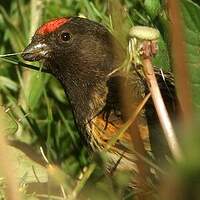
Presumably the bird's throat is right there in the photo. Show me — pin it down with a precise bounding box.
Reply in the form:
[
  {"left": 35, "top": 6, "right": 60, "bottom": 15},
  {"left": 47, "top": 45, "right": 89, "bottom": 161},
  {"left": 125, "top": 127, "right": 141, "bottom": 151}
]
[{"left": 48, "top": 60, "right": 108, "bottom": 134}]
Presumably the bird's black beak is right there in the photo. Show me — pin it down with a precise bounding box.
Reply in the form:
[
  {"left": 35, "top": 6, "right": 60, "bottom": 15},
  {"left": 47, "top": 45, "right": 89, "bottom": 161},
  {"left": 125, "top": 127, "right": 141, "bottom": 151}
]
[{"left": 22, "top": 42, "right": 50, "bottom": 61}]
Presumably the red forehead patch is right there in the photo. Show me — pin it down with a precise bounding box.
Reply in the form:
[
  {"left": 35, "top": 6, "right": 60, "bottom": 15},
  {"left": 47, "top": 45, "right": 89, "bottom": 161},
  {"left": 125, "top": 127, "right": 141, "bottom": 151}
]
[{"left": 36, "top": 18, "right": 70, "bottom": 35}]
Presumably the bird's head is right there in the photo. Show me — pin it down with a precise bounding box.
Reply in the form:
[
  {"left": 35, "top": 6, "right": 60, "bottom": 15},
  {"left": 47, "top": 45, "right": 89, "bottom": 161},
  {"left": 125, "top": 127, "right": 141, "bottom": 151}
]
[
  {"left": 23, "top": 17, "right": 125, "bottom": 80},
  {"left": 22, "top": 17, "right": 125, "bottom": 124}
]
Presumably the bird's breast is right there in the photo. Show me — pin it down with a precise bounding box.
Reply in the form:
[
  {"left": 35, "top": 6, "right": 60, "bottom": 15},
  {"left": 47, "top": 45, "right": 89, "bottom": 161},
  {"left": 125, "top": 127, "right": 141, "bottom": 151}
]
[{"left": 86, "top": 111, "right": 151, "bottom": 172}]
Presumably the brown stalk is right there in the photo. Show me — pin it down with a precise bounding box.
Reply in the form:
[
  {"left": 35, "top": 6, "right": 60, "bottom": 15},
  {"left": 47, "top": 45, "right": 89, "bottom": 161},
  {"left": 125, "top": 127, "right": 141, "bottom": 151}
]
[
  {"left": 119, "top": 79, "right": 151, "bottom": 199},
  {"left": 142, "top": 42, "right": 182, "bottom": 161},
  {"left": 167, "top": 0, "right": 193, "bottom": 123}
]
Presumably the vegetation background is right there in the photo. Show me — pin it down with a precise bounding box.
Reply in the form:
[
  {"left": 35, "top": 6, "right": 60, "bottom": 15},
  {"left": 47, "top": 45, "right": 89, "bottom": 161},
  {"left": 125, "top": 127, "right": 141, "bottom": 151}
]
[{"left": 1, "top": 0, "right": 200, "bottom": 199}]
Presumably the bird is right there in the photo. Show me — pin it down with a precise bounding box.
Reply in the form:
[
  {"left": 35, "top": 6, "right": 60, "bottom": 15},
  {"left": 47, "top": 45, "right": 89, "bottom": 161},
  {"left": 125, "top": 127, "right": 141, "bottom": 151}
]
[{"left": 22, "top": 17, "right": 178, "bottom": 183}]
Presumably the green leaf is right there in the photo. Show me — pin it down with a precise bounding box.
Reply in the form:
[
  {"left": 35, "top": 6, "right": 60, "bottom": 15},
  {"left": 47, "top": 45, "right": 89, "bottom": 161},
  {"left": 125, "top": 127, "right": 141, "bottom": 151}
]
[
  {"left": 26, "top": 72, "right": 49, "bottom": 110},
  {"left": 108, "top": 0, "right": 131, "bottom": 47},
  {"left": 0, "top": 5, "right": 25, "bottom": 51},
  {"left": 0, "top": 76, "right": 18, "bottom": 91},
  {"left": 153, "top": 34, "right": 170, "bottom": 70},
  {"left": 144, "top": 0, "right": 161, "bottom": 20},
  {"left": 181, "top": 0, "right": 200, "bottom": 112},
  {"left": 0, "top": 106, "right": 18, "bottom": 135}
]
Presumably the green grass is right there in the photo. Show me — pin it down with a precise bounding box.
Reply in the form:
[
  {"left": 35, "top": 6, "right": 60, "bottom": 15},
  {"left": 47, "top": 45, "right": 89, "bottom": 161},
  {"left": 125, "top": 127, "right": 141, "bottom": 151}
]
[{"left": 1, "top": 0, "right": 200, "bottom": 199}]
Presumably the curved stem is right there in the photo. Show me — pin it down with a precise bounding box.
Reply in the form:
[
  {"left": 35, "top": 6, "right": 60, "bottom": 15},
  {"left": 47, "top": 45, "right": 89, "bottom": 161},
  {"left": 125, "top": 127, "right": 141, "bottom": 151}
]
[{"left": 142, "top": 57, "right": 182, "bottom": 161}]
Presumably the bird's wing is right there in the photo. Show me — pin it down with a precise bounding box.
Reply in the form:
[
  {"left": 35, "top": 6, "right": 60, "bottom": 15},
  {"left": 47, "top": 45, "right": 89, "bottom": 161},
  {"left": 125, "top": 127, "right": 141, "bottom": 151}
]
[{"left": 88, "top": 68, "right": 177, "bottom": 171}]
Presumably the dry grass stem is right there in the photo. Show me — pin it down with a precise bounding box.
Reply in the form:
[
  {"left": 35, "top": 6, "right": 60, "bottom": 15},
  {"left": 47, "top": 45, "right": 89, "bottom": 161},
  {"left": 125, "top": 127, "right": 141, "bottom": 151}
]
[
  {"left": 0, "top": 135, "right": 21, "bottom": 200},
  {"left": 142, "top": 57, "right": 182, "bottom": 161}
]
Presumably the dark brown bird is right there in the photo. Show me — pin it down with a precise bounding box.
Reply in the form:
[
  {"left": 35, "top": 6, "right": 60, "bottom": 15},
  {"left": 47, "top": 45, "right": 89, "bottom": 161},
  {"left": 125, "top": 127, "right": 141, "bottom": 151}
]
[{"left": 22, "top": 17, "right": 177, "bottom": 176}]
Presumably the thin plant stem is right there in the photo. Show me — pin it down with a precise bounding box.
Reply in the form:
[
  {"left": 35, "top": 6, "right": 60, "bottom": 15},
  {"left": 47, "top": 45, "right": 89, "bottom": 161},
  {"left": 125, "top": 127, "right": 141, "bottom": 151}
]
[
  {"left": 105, "top": 93, "right": 151, "bottom": 151},
  {"left": 0, "top": 57, "right": 49, "bottom": 73},
  {"left": 18, "top": 61, "right": 50, "bottom": 73},
  {"left": 69, "top": 164, "right": 96, "bottom": 200},
  {"left": 142, "top": 57, "right": 182, "bottom": 161}
]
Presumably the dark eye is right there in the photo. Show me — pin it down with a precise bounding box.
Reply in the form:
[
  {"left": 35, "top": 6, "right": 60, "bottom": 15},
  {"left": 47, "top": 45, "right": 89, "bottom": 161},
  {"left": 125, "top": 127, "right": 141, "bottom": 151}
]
[{"left": 60, "top": 32, "right": 72, "bottom": 42}]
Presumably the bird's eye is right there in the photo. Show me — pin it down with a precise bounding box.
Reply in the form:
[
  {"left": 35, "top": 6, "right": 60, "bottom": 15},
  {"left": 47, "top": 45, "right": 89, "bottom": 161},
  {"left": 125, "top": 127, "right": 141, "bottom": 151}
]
[{"left": 60, "top": 32, "right": 72, "bottom": 42}]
